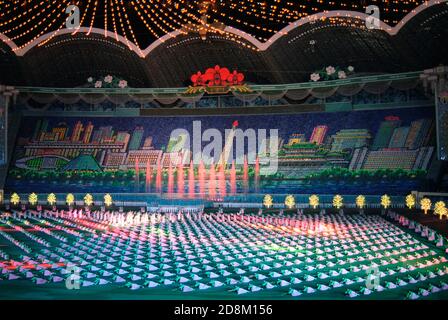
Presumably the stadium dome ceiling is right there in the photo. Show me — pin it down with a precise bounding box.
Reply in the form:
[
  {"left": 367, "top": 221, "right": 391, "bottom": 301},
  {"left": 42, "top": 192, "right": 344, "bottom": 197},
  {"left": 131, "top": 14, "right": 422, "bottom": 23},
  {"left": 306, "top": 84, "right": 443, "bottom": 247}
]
[{"left": 0, "top": 1, "right": 447, "bottom": 87}]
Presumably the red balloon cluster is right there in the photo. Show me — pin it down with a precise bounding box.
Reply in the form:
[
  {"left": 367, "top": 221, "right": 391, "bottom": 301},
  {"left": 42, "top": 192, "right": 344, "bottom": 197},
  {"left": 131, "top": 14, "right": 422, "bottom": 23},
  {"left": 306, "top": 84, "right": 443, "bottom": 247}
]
[{"left": 191, "top": 65, "right": 244, "bottom": 87}]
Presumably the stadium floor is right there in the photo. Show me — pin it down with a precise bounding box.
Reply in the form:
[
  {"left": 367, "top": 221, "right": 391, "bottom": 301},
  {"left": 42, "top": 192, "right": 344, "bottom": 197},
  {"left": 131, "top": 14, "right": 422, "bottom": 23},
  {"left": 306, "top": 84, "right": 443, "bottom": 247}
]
[{"left": 0, "top": 211, "right": 447, "bottom": 300}]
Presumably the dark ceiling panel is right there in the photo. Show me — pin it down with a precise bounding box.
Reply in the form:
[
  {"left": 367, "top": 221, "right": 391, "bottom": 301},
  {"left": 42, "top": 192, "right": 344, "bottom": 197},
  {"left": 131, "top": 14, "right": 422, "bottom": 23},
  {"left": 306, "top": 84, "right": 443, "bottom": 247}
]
[
  {"left": 0, "top": 42, "right": 22, "bottom": 85},
  {"left": 20, "top": 34, "right": 152, "bottom": 87}
]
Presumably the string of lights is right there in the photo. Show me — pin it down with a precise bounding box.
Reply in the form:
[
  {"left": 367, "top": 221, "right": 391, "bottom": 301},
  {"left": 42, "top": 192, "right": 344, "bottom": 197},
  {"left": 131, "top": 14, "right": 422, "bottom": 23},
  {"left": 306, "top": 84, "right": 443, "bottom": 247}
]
[
  {"left": 87, "top": 0, "right": 99, "bottom": 35},
  {"left": 72, "top": 0, "right": 93, "bottom": 35},
  {"left": 0, "top": 0, "right": 429, "bottom": 50},
  {"left": 39, "top": 0, "right": 76, "bottom": 47},
  {"left": 10, "top": 1, "right": 66, "bottom": 51},
  {"left": 109, "top": 0, "right": 120, "bottom": 41}
]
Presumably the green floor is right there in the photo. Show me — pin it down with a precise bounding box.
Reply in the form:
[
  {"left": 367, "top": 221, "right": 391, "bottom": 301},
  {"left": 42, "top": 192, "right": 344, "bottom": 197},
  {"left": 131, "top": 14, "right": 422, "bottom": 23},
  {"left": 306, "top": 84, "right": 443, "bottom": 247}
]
[{"left": 0, "top": 211, "right": 447, "bottom": 300}]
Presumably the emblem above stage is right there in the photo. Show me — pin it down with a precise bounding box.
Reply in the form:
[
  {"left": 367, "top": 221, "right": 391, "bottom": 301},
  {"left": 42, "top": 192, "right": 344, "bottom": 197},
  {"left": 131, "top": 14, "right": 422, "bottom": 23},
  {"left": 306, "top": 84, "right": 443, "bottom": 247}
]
[{"left": 186, "top": 65, "right": 252, "bottom": 94}]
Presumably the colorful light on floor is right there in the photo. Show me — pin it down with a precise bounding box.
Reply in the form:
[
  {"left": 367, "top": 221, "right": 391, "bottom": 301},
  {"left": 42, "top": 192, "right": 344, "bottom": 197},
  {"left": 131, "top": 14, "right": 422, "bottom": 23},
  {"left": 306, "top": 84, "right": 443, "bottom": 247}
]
[{"left": 1, "top": 202, "right": 448, "bottom": 300}]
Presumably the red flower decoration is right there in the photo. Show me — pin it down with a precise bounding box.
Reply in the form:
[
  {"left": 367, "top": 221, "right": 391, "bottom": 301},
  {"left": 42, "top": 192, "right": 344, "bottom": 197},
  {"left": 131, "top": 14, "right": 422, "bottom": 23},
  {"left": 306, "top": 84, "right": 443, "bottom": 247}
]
[{"left": 191, "top": 66, "right": 245, "bottom": 87}]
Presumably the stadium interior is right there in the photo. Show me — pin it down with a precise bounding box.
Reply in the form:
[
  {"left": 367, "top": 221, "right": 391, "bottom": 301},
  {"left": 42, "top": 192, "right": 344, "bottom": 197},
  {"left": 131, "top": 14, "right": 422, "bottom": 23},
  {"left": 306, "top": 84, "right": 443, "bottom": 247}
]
[{"left": 0, "top": 0, "right": 448, "bottom": 301}]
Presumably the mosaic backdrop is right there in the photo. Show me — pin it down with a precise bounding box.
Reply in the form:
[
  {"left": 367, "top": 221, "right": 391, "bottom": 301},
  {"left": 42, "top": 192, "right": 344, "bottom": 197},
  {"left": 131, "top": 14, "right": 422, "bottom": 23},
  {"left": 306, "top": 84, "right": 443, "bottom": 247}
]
[{"left": 5, "top": 107, "right": 438, "bottom": 195}]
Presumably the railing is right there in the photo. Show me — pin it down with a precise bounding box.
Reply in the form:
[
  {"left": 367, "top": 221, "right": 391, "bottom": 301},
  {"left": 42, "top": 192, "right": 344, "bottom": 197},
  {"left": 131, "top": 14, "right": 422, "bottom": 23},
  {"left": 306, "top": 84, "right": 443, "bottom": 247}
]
[
  {"left": 1, "top": 192, "right": 410, "bottom": 208},
  {"left": 15, "top": 71, "right": 422, "bottom": 95}
]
